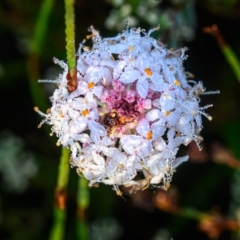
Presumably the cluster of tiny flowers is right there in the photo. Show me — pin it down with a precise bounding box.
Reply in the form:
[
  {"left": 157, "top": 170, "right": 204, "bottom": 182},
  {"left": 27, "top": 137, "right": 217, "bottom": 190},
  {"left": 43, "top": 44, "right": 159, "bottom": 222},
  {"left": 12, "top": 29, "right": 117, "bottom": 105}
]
[{"left": 36, "top": 25, "right": 214, "bottom": 193}]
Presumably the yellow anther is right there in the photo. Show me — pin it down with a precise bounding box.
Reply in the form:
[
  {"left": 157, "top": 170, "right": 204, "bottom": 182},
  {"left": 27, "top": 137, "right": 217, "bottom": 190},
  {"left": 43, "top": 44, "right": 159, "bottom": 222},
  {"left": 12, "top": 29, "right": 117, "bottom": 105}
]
[
  {"left": 129, "top": 46, "right": 134, "bottom": 51},
  {"left": 166, "top": 164, "right": 170, "bottom": 171},
  {"left": 164, "top": 111, "right": 171, "bottom": 117},
  {"left": 118, "top": 163, "right": 124, "bottom": 169},
  {"left": 169, "top": 67, "right": 174, "bottom": 71},
  {"left": 86, "top": 34, "right": 92, "bottom": 39},
  {"left": 110, "top": 55, "right": 115, "bottom": 61},
  {"left": 34, "top": 106, "right": 39, "bottom": 112},
  {"left": 208, "top": 116, "right": 213, "bottom": 121},
  {"left": 116, "top": 189, "right": 123, "bottom": 196},
  {"left": 146, "top": 131, "right": 153, "bottom": 140},
  {"left": 165, "top": 182, "right": 170, "bottom": 189},
  {"left": 87, "top": 82, "right": 95, "bottom": 89},
  {"left": 58, "top": 111, "right": 64, "bottom": 118},
  {"left": 193, "top": 111, "right": 198, "bottom": 117},
  {"left": 83, "top": 46, "right": 90, "bottom": 51},
  {"left": 195, "top": 136, "right": 203, "bottom": 142},
  {"left": 144, "top": 68, "right": 153, "bottom": 77},
  {"left": 81, "top": 109, "right": 89, "bottom": 116},
  {"left": 174, "top": 80, "right": 180, "bottom": 86}
]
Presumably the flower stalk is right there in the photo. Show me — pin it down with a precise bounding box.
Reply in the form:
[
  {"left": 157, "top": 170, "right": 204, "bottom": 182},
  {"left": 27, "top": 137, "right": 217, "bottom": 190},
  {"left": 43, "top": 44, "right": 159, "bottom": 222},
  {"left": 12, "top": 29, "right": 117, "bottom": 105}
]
[
  {"left": 77, "top": 177, "right": 90, "bottom": 240},
  {"left": 49, "top": 148, "right": 70, "bottom": 240},
  {"left": 48, "top": 0, "right": 77, "bottom": 237},
  {"left": 64, "top": 0, "right": 76, "bottom": 72}
]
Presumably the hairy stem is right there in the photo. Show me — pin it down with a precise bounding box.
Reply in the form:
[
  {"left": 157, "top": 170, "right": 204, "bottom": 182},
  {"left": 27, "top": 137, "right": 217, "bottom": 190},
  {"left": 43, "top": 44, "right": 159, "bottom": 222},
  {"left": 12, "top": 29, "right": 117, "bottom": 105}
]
[{"left": 64, "top": 0, "right": 76, "bottom": 72}]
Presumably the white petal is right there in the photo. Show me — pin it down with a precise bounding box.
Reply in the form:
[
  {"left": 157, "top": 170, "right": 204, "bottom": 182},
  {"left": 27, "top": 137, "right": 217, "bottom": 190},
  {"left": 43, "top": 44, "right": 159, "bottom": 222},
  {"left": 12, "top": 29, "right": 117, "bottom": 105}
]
[
  {"left": 85, "top": 67, "right": 101, "bottom": 83},
  {"left": 93, "top": 86, "right": 103, "bottom": 98},
  {"left": 173, "top": 155, "right": 188, "bottom": 168},
  {"left": 195, "top": 114, "right": 202, "bottom": 127},
  {"left": 173, "top": 136, "right": 186, "bottom": 147},
  {"left": 166, "top": 108, "right": 181, "bottom": 126},
  {"left": 101, "top": 67, "right": 112, "bottom": 86},
  {"left": 102, "top": 179, "right": 116, "bottom": 185},
  {"left": 120, "top": 68, "right": 140, "bottom": 83},
  {"left": 149, "top": 82, "right": 169, "bottom": 92},
  {"left": 151, "top": 122, "right": 166, "bottom": 139},
  {"left": 146, "top": 109, "right": 161, "bottom": 121},
  {"left": 179, "top": 113, "right": 192, "bottom": 124},
  {"left": 138, "top": 140, "right": 152, "bottom": 156},
  {"left": 67, "top": 89, "right": 81, "bottom": 100},
  {"left": 92, "top": 152, "right": 105, "bottom": 166},
  {"left": 109, "top": 43, "right": 127, "bottom": 54},
  {"left": 77, "top": 62, "right": 87, "bottom": 75},
  {"left": 153, "top": 137, "right": 166, "bottom": 151},
  {"left": 159, "top": 93, "right": 175, "bottom": 111},
  {"left": 78, "top": 81, "right": 88, "bottom": 94},
  {"left": 71, "top": 117, "right": 88, "bottom": 133},
  {"left": 167, "top": 128, "right": 175, "bottom": 148},
  {"left": 88, "top": 120, "right": 107, "bottom": 137},
  {"left": 151, "top": 72, "right": 163, "bottom": 84},
  {"left": 150, "top": 172, "right": 164, "bottom": 184},
  {"left": 136, "top": 118, "right": 150, "bottom": 136},
  {"left": 113, "top": 61, "right": 126, "bottom": 79},
  {"left": 73, "top": 133, "right": 92, "bottom": 144},
  {"left": 102, "top": 147, "right": 127, "bottom": 163},
  {"left": 120, "top": 135, "right": 143, "bottom": 154},
  {"left": 136, "top": 79, "right": 149, "bottom": 98}
]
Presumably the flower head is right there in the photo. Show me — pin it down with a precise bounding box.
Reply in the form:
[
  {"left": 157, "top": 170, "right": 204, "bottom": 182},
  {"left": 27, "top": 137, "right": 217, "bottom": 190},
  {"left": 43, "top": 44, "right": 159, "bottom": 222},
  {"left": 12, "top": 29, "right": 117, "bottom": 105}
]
[{"left": 36, "top": 24, "right": 215, "bottom": 193}]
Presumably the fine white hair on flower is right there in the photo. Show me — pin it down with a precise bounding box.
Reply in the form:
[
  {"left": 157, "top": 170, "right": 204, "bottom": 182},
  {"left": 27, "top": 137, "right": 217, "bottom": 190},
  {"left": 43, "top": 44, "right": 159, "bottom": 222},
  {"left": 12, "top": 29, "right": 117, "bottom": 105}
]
[{"left": 36, "top": 24, "right": 216, "bottom": 193}]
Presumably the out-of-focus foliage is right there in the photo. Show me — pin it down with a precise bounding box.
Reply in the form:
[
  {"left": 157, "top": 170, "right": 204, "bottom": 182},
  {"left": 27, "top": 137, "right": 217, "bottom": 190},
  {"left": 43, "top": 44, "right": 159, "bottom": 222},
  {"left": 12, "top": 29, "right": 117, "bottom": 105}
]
[
  {"left": 0, "top": 131, "right": 37, "bottom": 192},
  {"left": 105, "top": 0, "right": 196, "bottom": 48}
]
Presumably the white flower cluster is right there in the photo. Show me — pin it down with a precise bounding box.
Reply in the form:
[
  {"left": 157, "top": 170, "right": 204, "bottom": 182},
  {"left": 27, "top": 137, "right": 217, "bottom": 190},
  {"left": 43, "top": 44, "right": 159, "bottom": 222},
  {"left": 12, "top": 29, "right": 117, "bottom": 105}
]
[{"left": 36, "top": 25, "right": 214, "bottom": 193}]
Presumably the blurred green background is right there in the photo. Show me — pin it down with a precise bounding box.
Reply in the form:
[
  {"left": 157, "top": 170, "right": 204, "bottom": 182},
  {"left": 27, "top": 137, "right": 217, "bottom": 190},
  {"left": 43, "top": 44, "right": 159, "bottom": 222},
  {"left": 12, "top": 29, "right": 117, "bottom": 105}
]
[{"left": 1, "top": 0, "right": 240, "bottom": 239}]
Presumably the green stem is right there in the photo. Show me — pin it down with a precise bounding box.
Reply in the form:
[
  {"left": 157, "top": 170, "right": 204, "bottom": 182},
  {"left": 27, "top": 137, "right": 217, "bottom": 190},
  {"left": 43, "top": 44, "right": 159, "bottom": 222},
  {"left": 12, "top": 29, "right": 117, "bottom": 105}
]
[
  {"left": 49, "top": 0, "right": 76, "bottom": 237},
  {"left": 179, "top": 207, "right": 208, "bottom": 221},
  {"left": 77, "top": 177, "right": 90, "bottom": 240},
  {"left": 204, "top": 24, "right": 240, "bottom": 83},
  {"left": 64, "top": 0, "right": 90, "bottom": 239},
  {"left": 48, "top": 207, "right": 66, "bottom": 240},
  {"left": 222, "top": 46, "right": 240, "bottom": 82},
  {"left": 64, "top": 0, "right": 76, "bottom": 71},
  {"left": 58, "top": 148, "right": 70, "bottom": 189},
  {"left": 49, "top": 148, "right": 70, "bottom": 240}
]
